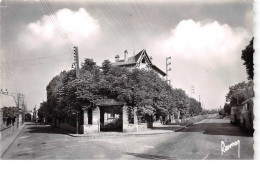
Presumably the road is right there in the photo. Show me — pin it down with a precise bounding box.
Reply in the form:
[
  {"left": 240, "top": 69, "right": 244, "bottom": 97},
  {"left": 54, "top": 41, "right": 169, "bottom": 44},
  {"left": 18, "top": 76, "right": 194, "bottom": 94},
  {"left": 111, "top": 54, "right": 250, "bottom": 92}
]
[{"left": 1, "top": 118, "right": 253, "bottom": 160}]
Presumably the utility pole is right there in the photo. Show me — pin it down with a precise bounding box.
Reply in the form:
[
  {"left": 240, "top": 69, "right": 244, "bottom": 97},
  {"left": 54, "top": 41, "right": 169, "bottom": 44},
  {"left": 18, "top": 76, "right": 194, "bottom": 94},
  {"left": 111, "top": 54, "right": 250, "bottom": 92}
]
[
  {"left": 166, "top": 57, "right": 171, "bottom": 85},
  {"left": 73, "top": 46, "right": 80, "bottom": 134},
  {"left": 191, "top": 86, "right": 194, "bottom": 98},
  {"left": 73, "top": 46, "right": 80, "bottom": 78}
]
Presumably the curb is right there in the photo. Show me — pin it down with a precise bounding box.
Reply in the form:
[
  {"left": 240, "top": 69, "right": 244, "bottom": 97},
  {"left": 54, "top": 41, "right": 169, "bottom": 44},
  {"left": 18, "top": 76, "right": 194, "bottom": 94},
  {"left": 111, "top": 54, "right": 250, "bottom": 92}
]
[
  {"left": 1, "top": 123, "right": 26, "bottom": 158},
  {"left": 55, "top": 127, "right": 175, "bottom": 138},
  {"left": 55, "top": 125, "right": 190, "bottom": 138}
]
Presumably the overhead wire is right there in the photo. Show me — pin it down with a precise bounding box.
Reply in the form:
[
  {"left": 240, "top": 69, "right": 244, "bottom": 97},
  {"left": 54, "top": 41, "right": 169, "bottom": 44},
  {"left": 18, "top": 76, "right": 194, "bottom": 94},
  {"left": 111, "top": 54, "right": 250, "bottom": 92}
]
[
  {"left": 42, "top": 0, "right": 74, "bottom": 49},
  {"left": 89, "top": 0, "right": 134, "bottom": 48},
  {"left": 128, "top": 0, "right": 155, "bottom": 44},
  {"left": 35, "top": 0, "right": 73, "bottom": 69},
  {"left": 39, "top": 0, "right": 74, "bottom": 54},
  {"left": 109, "top": 0, "right": 146, "bottom": 48},
  {"left": 103, "top": 0, "right": 142, "bottom": 48}
]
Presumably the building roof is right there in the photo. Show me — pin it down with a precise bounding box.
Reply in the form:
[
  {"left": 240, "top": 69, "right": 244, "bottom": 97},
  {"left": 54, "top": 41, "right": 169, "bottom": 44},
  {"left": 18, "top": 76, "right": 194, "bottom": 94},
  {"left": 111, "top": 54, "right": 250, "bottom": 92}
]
[
  {"left": 112, "top": 50, "right": 145, "bottom": 66},
  {"left": 0, "top": 94, "right": 17, "bottom": 108},
  {"left": 112, "top": 49, "right": 166, "bottom": 76}
]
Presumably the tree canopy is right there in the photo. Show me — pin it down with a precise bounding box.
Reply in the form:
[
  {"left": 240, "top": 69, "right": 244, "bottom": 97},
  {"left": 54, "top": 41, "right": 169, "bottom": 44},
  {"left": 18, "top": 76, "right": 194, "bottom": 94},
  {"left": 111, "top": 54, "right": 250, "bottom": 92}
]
[
  {"left": 42, "top": 58, "right": 203, "bottom": 122},
  {"left": 225, "top": 80, "right": 254, "bottom": 107},
  {"left": 241, "top": 38, "right": 254, "bottom": 80}
]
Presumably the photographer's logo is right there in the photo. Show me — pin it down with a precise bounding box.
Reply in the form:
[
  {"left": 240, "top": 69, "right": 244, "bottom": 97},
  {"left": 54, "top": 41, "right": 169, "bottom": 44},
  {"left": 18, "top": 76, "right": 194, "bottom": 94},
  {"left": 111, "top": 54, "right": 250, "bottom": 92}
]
[{"left": 221, "top": 140, "right": 240, "bottom": 158}]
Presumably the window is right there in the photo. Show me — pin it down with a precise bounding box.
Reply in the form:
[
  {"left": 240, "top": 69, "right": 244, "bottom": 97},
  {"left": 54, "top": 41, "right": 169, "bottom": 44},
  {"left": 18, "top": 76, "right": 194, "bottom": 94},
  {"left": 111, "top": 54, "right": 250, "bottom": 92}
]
[{"left": 142, "top": 57, "right": 146, "bottom": 63}]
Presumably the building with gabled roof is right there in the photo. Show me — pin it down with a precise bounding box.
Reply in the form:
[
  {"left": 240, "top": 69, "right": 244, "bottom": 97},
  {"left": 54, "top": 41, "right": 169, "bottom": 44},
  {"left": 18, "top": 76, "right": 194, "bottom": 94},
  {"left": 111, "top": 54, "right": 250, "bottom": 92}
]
[{"left": 112, "top": 49, "right": 166, "bottom": 78}]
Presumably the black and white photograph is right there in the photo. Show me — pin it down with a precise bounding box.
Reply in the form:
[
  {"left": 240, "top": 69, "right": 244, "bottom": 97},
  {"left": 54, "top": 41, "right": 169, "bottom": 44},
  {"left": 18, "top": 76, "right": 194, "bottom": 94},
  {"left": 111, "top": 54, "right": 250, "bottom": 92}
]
[{"left": 0, "top": 0, "right": 257, "bottom": 161}]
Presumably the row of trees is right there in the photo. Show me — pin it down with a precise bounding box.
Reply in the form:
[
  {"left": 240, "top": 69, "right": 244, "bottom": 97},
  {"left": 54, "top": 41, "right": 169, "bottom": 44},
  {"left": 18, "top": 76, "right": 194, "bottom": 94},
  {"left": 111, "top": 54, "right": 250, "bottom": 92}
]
[{"left": 38, "top": 58, "right": 203, "bottom": 124}]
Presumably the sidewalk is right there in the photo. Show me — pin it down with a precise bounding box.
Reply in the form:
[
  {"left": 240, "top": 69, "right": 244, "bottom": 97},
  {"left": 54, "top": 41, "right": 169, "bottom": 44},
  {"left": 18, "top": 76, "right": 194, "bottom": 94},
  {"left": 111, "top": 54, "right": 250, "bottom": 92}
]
[
  {"left": 0, "top": 123, "right": 26, "bottom": 158},
  {"left": 57, "top": 122, "right": 193, "bottom": 138}
]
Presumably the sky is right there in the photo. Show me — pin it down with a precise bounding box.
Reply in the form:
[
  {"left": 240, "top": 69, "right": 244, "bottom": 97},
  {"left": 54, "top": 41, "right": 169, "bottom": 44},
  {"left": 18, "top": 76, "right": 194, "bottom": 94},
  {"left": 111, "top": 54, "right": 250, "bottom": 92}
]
[{"left": 0, "top": 0, "right": 254, "bottom": 110}]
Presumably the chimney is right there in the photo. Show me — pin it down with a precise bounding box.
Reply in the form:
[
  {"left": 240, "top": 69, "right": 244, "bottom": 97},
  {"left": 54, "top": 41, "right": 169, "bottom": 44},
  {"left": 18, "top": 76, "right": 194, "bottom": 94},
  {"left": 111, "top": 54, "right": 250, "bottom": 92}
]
[
  {"left": 124, "top": 50, "right": 128, "bottom": 61},
  {"left": 115, "top": 55, "right": 120, "bottom": 62}
]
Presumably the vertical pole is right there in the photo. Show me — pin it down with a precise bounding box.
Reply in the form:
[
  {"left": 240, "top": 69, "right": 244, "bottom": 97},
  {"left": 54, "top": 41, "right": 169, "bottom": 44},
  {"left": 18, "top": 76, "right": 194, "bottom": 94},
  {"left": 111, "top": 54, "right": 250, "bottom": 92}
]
[
  {"left": 74, "top": 46, "right": 80, "bottom": 134},
  {"left": 166, "top": 57, "right": 171, "bottom": 85},
  {"left": 166, "top": 58, "right": 168, "bottom": 82},
  {"left": 74, "top": 46, "right": 79, "bottom": 78},
  {"left": 76, "top": 113, "right": 79, "bottom": 134}
]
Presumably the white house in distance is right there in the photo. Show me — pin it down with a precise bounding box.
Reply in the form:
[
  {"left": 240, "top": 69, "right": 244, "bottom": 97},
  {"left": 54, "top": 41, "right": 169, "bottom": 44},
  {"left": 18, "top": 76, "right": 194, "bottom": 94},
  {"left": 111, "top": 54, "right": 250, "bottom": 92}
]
[{"left": 112, "top": 49, "right": 166, "bottom": 78}]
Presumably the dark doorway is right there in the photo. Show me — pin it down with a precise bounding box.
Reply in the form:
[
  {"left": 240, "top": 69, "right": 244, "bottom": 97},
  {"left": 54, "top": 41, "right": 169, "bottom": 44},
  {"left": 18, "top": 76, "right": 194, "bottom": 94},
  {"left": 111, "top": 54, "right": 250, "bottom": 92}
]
[
  {"left": 99, "top": 106, "right": 123, "bottom": 132},
  {"left": 87, "top": 108, "right": 92, "bottom": 125}
]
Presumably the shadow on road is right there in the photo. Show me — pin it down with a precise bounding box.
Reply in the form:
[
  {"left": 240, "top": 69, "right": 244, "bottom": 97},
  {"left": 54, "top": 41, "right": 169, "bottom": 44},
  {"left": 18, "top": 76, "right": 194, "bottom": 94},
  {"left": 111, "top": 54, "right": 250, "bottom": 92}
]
[
  {"left": 178, "top": 123, "right": 253, "bottom": 137},
  {"left": 26, "top": 123, "right": 67, "bottom": 135},
  {"left": 124, "top": 152, "right": 176, "bottom": 160},
  {"left": 151, "top": 126, "right": 183, "bottom": 131}
]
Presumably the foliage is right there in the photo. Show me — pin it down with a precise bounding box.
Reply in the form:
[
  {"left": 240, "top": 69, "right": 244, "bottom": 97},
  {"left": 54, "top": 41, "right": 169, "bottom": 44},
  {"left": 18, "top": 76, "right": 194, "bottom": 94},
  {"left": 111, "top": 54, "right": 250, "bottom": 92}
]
[
  {"left": 226, "top": 80, "right": 254, "bottom": 107},
  {"left": 224, "top": 103, "right": 231, "bottom": 115},
  {"left": 241, "top": 38, "right": 254, "bottom": 80},
  {"left": 43, "top": 58, "right": 205, "bottom": 122},
  {"left": 2, "top": 106, "right": 20, "bottom": 119},
  {"left": 189, "top": 98, "right": 202, "bottom": 117},
  {"left": 38, "top": 101, "right": 48, "bottom": 121}
]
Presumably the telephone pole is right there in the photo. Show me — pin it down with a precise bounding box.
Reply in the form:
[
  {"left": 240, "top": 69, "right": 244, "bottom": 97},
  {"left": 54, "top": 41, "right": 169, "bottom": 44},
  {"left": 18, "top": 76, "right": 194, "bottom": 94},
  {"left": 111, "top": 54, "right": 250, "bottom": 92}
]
[
  {"left": 73, "top": 46, "right": 80, "bottom": 134},
  {"left": 166, "top": 57, "right": 172, "bottom": 85},
  {"left": 73, "top": 46, "right": 80, "bottom": 78},
  {"left": 191, "top": 86, "right": 194, "bottom": 98}
]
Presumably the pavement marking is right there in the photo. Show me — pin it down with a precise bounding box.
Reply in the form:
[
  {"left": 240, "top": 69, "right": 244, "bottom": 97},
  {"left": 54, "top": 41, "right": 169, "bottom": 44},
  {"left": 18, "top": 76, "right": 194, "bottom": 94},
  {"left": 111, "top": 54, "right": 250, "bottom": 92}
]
[
  {"left": 41, "top": 146, "right": 56, "bottom": 150},
  {"left": 144, "top": 145, "right": 154, "bottom": 149},
  {"left": 202, "top": 153, "right": 210, "bottom": 160}
]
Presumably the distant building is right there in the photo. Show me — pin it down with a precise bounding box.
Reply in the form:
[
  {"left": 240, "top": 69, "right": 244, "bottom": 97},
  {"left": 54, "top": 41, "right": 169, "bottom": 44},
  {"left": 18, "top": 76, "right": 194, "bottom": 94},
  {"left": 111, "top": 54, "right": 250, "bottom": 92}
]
[{"left": 112, "top": 49, "right": 166, "bottom": 78}]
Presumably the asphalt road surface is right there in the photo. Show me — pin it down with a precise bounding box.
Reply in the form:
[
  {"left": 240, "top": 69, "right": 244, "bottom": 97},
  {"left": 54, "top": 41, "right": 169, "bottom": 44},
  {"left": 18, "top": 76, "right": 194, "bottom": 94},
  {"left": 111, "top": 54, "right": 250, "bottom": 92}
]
[{"left": 1, "top": 118, "right": 254, "bottom": 160}]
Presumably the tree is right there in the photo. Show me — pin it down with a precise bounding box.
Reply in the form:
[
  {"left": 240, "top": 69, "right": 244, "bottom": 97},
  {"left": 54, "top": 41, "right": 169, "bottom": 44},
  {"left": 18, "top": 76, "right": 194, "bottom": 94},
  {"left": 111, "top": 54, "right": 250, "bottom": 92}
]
[
  {"left": 241, "top": 38, "right": 254, "bottom": 80},
  {"left": 224, "top": 103, "right": 231, "bottom": 115},
  {"left": 171, "top": 88, "right": 189, "bottom": 119},
  {"left": 2, "top": 106, "right": 20, "bottom": 126},
  {"left": 2, "top": 106, "right": 20, "bottom": 119},
  {"left": 189, "top": 98, "right": 202, "bottom": 117},
  {"left": 226, "top": 80, "right": 254, "bottom": 107},
  {"left": 38, "top": 101, "right": 48, "bottom": 122},
  {"left": 101, "top": 60, "right": 112, "bottom": 75}
]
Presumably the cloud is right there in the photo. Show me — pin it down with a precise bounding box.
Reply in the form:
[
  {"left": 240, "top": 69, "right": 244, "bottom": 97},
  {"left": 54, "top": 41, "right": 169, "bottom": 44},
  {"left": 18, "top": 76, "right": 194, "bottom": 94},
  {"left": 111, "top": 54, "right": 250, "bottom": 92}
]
[
  {"left": 163, "top": 20, "right": 248, "bottom": 66},
  {"left": 18, "top": 8, "right": 100, "bottom": 50},
  {"left": 153, "top": 19, "right": 250, "bottom": 109},
  {"left": 12, "top": 8, "right": 101, "bottom": 109}
]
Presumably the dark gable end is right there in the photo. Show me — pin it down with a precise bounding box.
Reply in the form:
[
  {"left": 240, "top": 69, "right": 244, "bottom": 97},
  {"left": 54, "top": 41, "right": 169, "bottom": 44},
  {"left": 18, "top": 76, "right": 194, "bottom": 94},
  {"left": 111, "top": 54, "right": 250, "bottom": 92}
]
[{"left": 112, "top": 49, "right": 166, "bottom": 77}]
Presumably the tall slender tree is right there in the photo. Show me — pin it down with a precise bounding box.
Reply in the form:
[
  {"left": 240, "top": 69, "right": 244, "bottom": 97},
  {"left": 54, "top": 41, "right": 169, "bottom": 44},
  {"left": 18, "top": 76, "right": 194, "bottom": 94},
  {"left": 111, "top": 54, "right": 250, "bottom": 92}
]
[{"left": 241, "top": 38, "right": 254, "bottom": 80}]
